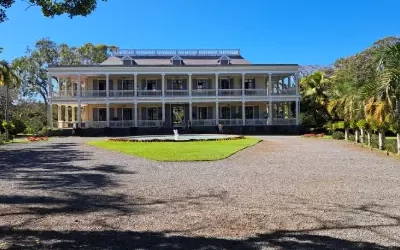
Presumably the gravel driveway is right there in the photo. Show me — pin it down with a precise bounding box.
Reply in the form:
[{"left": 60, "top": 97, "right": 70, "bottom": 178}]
[{"left": 0, "top": 136, "right": 399, "bottom": 249}]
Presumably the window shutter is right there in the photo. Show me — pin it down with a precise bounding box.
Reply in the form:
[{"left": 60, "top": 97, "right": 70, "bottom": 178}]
[
  {"left": 206, "top": 79, "right": 210, "bottom": 89},
  {"left": 156, "top": 79, "right": 161, "bottom": 90},
  {"left": 167, "top": 79, "right": 172, "bottom": 90},
  {"left": 253, "top": 78, "right": 256, "bottom": 89},
  {"left": 239, "top": 105, "right": 243, "bottom": 118},
  {"left": 118, "top": 80, "right": 123, "bottom": 90},
  {"left": 192, "top": 106, "right": 197, "bottom": 119},
  {"left": 192, "top": 79, "right": 198, "bottom": 90},
  {"left": 184, "top": 105, "right": 189, "bottom": 123},
  {"left": 141, "top": 107, "right": 147, "bottom": 120},
  {"left": 117, "top": 108, "right": 122, "bottom": 120},
  {"left": 110, "top": 108, "right": 115, "bottom": 120},
  {"left": 207, "top": 107, "right": 213, "bottom": 119},
  {"left": 230, "top": 106, "right": 236, "bottom": 119},
  {"left": 254, "top": 106, "right": 260, "bottom": 119},
  {"left": 93, "top": 80, "right": 98, "bottom": 90},
  {"left": 157, "top": 107, "right": 162, "bottom": 120},
  {"left": 93, "top": 108, "right": 98, "bottom": 121},
  {"left": 108, "top": 80, "right": 113, "bottom": 90},
  {"left": 141, "top": 79, "right": 146, "bottom": 90},
  {"left": 181, "top": 79, "right": 187, "bottom": 90}
]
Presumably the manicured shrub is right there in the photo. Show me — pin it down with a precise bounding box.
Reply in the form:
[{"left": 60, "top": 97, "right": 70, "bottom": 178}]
[
  {"left": 9, "top": 119, "right": 26, "bottom": 136},
  {"left": 332, "top": 131, "right": 345, "bottom": 140}
]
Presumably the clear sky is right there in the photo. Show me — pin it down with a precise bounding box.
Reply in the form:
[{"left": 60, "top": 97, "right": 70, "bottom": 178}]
[{"left": 0, "top": 0, "right": 399, "bottom": 65}]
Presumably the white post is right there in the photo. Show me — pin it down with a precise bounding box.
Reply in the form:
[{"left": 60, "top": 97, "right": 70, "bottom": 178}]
[
  {"left": 65, "top": 105, "right": 69, "bottom": 123},
  {"left": 268, "top": 73, "right": 273, "bottom": 125},
  {"left": 242, "top": 73, "right": 245, "bottom": 97},
  {"left": 189, "top": 102, "right": 192, "bottom": 123},
  {"left": 295, "top": 72, "right": 299, "bottom": 96},
  {"left": 57, "top": 105, "right": 62, "bottom": 128},
  {"left": 162, "top": 102, "right": 165, "bottom": 122},
  {"left": 58, "top": 77, "right": 62, "bottom": 97},
  {"left": 106, "top": 103, "right": 110, "bottom": 127},
  {"left": 215, "top": 73, "right": 219, "bottom": 96},
  {"left": 295, "top": 98, "right": 300, "bottom": 125},
  {"left": 134, "top": 74, "right": 138, "bottom": 97},
  {"left": 188, "top": 73, "right": 192, "bottom": 97},
  {"left": 77, "top": 103, "right": 82, "bottom": 128},
  {"left": 72, "top": 106, "right": 76, "bottom": 122},
  {"left": 242, "top": 101, "right": 245, "bottom": 125},
  {"left": 106, "top": 74, "right": 109, "bottom": 98},
  {"left": 134, "top": 103, "right": 138, "bottom": 127},
  {"left": 161, "top": 73, "right": 165, "bottom": 97},
  {"left": 268, "top": 73, "right": 272, "bottom": 95},
  {"left": 77, "top": 74, "right": 81, "bottom": 97},
  {"left": 216, "top": 102, "right": 219, "bottom": 124},
  {"left": 64, "top": 79, "right": 68, "bottom": 97}
]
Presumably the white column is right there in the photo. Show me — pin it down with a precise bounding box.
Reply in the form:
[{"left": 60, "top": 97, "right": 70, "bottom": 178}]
[
  {"left": 189, "top": 102, "right": 193, "bottom": 123},
  {"left": 215, "top": 73, "right": 219, "bottom": 96},
  {"left": 65, "top": 105, "right": 69, "bottom": 122},
  {"left": 77, "top": 103, "right": 82, "bottom": 127},
  {"left": 268, "top": 73, "right": 273, "bottom": 125},
  {"left": 77, "top": 74, "right": 81, "bottom": 97},
  {"left": 242, "top": 101, "right": 245, "bottom": 125},
  {"left": 296, "top": 99, "right": 299, "bottom": 125},
  {"left": 134, "top": 103, "right": 138, "bottom": 127},
  {"left": 216, "top": 102, "right": 219, "bottom": 124},
  {"left": 162, "top": 102, "right": 165, "bottom": 122},
  {"left": 48, "top": 73, "right": 53, "bottom": 98},
  {"left": 268, "top": 73, "right": 272, "bottom": 95},
  {"left": 58, "top": 78, "right": 62, "bottom": 97},
  {"left": 188, "top": 73, "right": 192, "bottom": 97},
  {"left": 47, "top": 103, "right": 53, "bottom": 128},
  {"left": 106, "top": 103, "right": 110, "bottom": 127},
  {"left": 64, "top": 79, "right": 68, "bottom": 97},
  {"left": 161, "top": 73, "right": 165, "bottom": 97},
  {"left": 72, "top": 106, "right": 76, "bottom": 122},
  {"left": 295, "top": 72, "right": 299, "bottom": 96},
  {"left": 242, "top": 73, "right": 245, "bottom": 97},
  {"left": 106, "top": 74, "right": 109, "bottom": 98},
  {"left": 134, "top": 74, "right": 138, "bottom": 97},
  {"left": 57, "top": 105, "right": 62, "bottom": 121}
]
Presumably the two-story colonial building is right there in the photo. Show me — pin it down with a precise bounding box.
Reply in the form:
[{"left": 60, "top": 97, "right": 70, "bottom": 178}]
[{"left": 47, "top": 49, "right": 300, "bottom": 134}]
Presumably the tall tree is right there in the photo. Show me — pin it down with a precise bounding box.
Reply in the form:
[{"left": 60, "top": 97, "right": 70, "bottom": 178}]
[
  {"left": 0, "top": 60, "right": 20, "bottom": 140},
  {"left": 0, "top": 0, "right": 107, "bottom": 23}
]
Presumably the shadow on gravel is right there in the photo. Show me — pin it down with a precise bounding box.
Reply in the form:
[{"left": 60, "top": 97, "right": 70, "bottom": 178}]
[
  {"left": 0, "top": 142, "right": 138, "bottom": 216},
  {"left": 0, "top": 227, "right": 394, "bottom": 249}
]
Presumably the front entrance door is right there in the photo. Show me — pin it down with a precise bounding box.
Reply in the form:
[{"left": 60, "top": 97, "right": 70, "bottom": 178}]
[{"left": 171, "top": 105, "right": 185, "bottom": 127}]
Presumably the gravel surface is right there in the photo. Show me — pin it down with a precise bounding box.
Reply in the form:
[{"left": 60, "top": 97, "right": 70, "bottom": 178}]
[{"left": 0, "top": 136, "right": 399, "bottom": 249}]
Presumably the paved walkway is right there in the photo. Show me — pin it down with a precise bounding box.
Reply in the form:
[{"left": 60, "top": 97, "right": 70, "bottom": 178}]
[{"left": 0, "top": 136, "right": 399, "bottom": 249}]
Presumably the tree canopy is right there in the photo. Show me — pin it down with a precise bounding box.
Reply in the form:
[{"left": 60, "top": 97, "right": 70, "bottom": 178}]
[{"left": 0, "top": 0, "right": 107, "bottom": 23}]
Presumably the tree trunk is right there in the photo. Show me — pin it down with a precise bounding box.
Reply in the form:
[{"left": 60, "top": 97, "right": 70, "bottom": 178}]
[
  {"left": 367, "top": 130, "right": 371, "bottom": 146},
  {"left": 378, "top": 132, "right": 385, "bottom": 150},
  {"left": 397, "top": 133, "right": 400, "bottom": 154},
  {"left": 355, "top": 129, "right": 359, "bottom": 143},
  {"left": 4, "top": 84, "right": 9, "bottom": 141},
  {"left": 345, "top": 128, "right": 349, "bottom": 141},
  {"left": 360, "top": 128, "right": 364, "bottom": 144}
]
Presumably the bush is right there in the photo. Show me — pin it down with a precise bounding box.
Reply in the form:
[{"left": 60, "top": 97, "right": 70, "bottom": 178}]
[
  {"left": 333, "top": 121, "right": 345, "bottom": 130},
  {"left": 24, "top": 117, "right": 46, "bottom": 135},
  {"left": 332, "top": 131, "right": 345, "bottom": 140},
  {"left": 0, "top": 134, "right": 5, "bottom": 144},
  {"left": 356, "top": 119, "right": 368, "bottom": 130},
  {"left": 9, "top": 119, "right": 26, "bottom": 136}
]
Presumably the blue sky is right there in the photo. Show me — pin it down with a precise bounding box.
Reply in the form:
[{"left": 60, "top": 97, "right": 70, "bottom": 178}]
[{"left": 0, "top": 0, "right": 399, "bottom": 65}]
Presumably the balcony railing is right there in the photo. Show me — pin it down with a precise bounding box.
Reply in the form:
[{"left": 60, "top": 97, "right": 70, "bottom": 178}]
[
  {"left": 192, "top": 89, "right": 216, "bottom": 96},
  {"left": 86, "top": 121, "right": 107, "bottom": 128},
  {"left": 245, "top": 89, "right": 268, "bottom": 96},
  {"left": 137, "top": 90, "right": 162, "bottom": 97},
  {"left": 81, "top": 90, "right": 107, "bottom": 98},
  {"left": 245, "top": 119, "right": 267, "bottom": 125},
  {"left": 191, "top": 119, "right": 216, "bottom": 126},
  {"left": 218, "top": 119, "right": 242, "bottom": 126},
  {"left": 138, "top": 120, "right": 162, "bottom": 127},
  {"left": 165, "top": 90, "right": 189, "bottom": 97},
  {"left": 218, "top": 89, "right": 242, "bottom": 96},
  {"left": 272, "top": 88, "right": 297, "bottom": 96},
  {"left": 272, "top": 118, "right": 296, "bottom": 125},
  {"left": 110, "top": 90, "right": 135, "bottom": 97},
  {"left": 110, "top": 120, "right": 135, "bottom": 128}
]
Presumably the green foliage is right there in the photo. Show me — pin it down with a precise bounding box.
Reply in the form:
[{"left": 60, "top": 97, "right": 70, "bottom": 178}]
[
  {"left": 0, "top": 0, "right": 107, "bottom": 23},
  {"left": 349, "top": 120, "right": 357, "bottom": 129},
  {"left": 334, "top": 121, "right": 345, "bottom": 130},
  {"left": 332, "top": 131, "right": 345, "bottom": 140},
  {"left": 356, "top": 119, "right": 368, "bottom": 129},
  {"left": 9, "top": 119, "right": 26, "bottom": 136},
  {"left": 1, "top": 121, "right": 14, "bottom": 131}
]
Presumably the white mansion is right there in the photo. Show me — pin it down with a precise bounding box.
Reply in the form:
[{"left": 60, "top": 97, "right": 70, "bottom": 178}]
[{"left": 47, "top": 49, "right": 300, "bottom": 133}]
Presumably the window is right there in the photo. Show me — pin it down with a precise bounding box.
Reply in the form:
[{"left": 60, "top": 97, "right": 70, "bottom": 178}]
[
  {"left": 245, "top": 79, "right": 254, "bottom": 89},
  {"left": 123, "top": 108, "right": 133, "bottom": 120},
  {"left": 172, "top": 79, "right": 183, "bottom": 90},
  {"left": 170, "top": 55, "right": 183, "bottom": 66},
  {"left": 197, "top": 79, "right": 207, "bottom": 89},
  {"left": 98, "top": 80, "right": 106, "bottom": 90},
  {"left": 220, "top": 79, "right": 230, "bottom": 89},
  {"left": 146, "top": 80, "right": 157, "bottom": 90},
  {"left": 245, "top": 106, "right": 254, "bottom": 119},
  {"left": 147, "top": 108, "right": 157, "bottom": 120},
  {"left": 98, "top": 108, "right": 107, "bottom": 121},
  {"left": 221, "top": 107, "right": 230, "bottom": 119},
  {"left": 198, "top": 107, "right": 208, "bottom": 120},
  {"left": 218, "top": 55, "right": 231, "bottom": 65},
  {"left": 122, "top": 80, "right": 133, "bottom": 90}
]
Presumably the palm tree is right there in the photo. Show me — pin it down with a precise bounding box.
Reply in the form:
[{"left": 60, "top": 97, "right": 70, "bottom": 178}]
[{"left": 0, "top": 60, "right": 21, "bottom": 141}]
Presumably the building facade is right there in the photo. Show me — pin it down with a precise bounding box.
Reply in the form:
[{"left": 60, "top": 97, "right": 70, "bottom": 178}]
[{"left": 47, "top": 49, "right": 300, "bottom": 134}]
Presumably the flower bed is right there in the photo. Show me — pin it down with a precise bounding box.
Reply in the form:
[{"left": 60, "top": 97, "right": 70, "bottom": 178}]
[{"left": 27, "top": 136, "right": 49, "bottom": 142}]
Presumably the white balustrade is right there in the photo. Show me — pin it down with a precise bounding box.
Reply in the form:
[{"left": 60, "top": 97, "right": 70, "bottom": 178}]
[
  {"left": 165, "top": 90, "right": 189, "bottom": 96},
  {"left": 245, "top": 89, "right": 268, "bottom": 96},
  {"left": 137, "top": 90, "right": 162, "bottom": 97},
  {"left": 191, "top": 119, "right": 216, "bottom": 126},
  {"left": 86, "top": 121, "right": 107, "bottom": 128},
  {"left": 109, "top": 90, "right": 135, "bottom": 97},
  {"left": 138, "top": 120, "right": 162, "bottom": 127},
  {"left": 110, "top": 120, "right": 135, "bottom": 128},
  {"left": 112, "top": 49, "right": 240, "bottom": 57},
  {"left": 272, "top": 88, "right": 297, "bottom": 96},
  {"left": 218, "top": 89, "right": 242, "bottom": 96},
  {"left": 81, "top": 90, "right": 107, "bottom": 98},
  {"left": 218, "top": 119, "right": 242, "bottom": 126},
  {"left": 272, "top": 118, "right": 296, "bottom": 125},
  {"left": 192, "top": 89, "right": 216, "bottom": 96},
  {"left": 245, "top": 119, "right": 267, "bottom": 125}
]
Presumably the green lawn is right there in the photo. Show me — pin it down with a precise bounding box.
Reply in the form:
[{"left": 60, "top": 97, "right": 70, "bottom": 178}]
[{"left": 87, "top": 138, "right": 260, "bottom": 161}]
